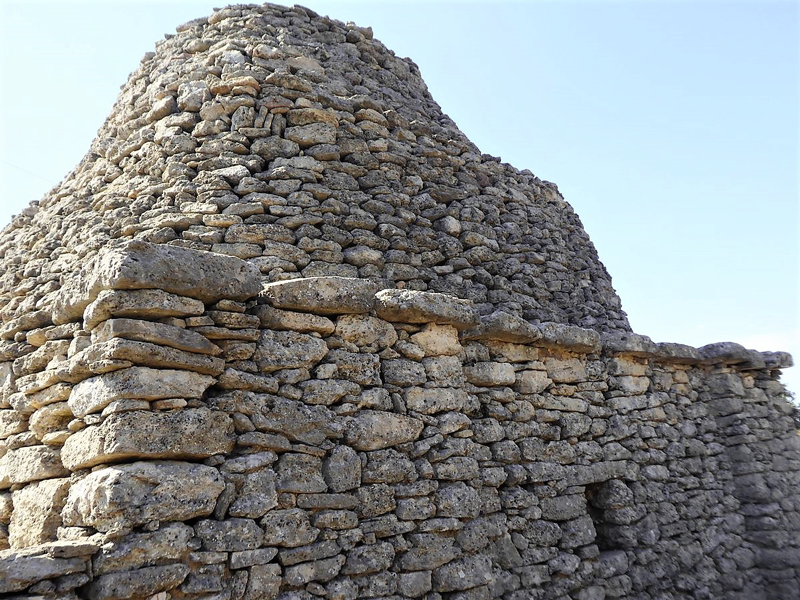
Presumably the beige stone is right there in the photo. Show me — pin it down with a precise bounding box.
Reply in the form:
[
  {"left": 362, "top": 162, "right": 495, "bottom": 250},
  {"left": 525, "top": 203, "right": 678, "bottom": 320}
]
[
  {"left": 543, "top": 357, "right": 587, "bottom": 383},
  {"left": 335, "top": 315, "right": 398, "bottom": 348},
  {"left": 0, "top": 410, "right": 27, "bottom": 440},
  {"left": 253, "top": 330, "right": 328, "bottom": 372},
  {"left": 9, "top": 478, "right": 70, "bottom": 548},
  {"left": 411, "top": 324, "right": 461, "bottom": 357},
  {"left": 85, "top": 564, "right": 189, "bottom": 600},
  {"left": 62, "top": 460, "right": 224, "bottom": 531},
  {"left": 515, "top": 370, "right": 552, "bottom": 394},
  {"left": 0, "top": 445, "right": 68, "bottom": 489},
  {"left": 68, "top": 366, "right": 214, "bottom": 417},
  {"left": 406, "top": 387, "right": 468, "bottom": 414},
  {"left": 0, "top": 552, "right": 85, "bottom": 594},
  {"left": 61, "top": 408, "right": 235, "bottom": 470},
  {"left": 253, "top": 304, "right": 335, "bottom": 335},
  {"left": 260, "top": 276, "right": 387, "bottom": 315},
  {"left": 29, "top": 402, "right": 73, "bottom": 440},
  {"left": 346, "top": 410, "right": 424, "bottom": 450},
  {"left": 92, "top": 318, "right": 221, "bottom": 355},
  {"left": 463, "top": 362, "right": 515, "bottom": 387},
  {"left": 374, "top": 289, "right": 479, "bottom": 329},
  {"left": 53, "top": 240, "right": 262, "bottom": 325},
  {"left": 75, "top": 338, "right": 224, "bottom": 375},
  {"left": 93, "top": 523, "right": 194, "bottom": 575},
  {"left": 83, "top": 289, "right": 205, "bottom": 331},
  {"left": 462, "top": 311, "right": 542, "bottom": 343}
]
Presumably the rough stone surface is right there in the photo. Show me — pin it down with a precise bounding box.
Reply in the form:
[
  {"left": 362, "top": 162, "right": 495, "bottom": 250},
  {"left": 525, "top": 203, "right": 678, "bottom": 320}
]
[{"left": 0, "top": 4, "right": 797, "bottom": 600}]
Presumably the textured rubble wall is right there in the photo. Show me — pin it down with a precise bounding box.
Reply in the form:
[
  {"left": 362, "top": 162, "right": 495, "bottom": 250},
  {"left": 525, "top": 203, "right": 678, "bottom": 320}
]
[
  {"left": 1, "top": 3, "right": 799, "bottom": 600},
  {"left": 1, "top": 243, "right": 799, "bottom": 599}
]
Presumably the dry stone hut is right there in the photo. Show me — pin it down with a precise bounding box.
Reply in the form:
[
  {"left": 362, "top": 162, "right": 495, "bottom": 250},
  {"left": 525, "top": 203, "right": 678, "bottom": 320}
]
[{"left": 1, "top": 4, "right": 798, "bottom": 599}]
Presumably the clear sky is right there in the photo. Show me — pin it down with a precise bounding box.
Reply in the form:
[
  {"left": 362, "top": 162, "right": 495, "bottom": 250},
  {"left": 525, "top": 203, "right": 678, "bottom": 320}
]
[{"left": 1, "top": 0, "right": 798, "bottom": 395}]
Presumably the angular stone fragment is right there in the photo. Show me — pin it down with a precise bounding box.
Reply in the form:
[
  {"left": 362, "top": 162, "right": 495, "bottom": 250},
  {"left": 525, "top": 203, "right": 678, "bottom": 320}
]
[
  {"left": 285, "top": 122, "right": 337, "bottom": 146},
  {"left": 543, "top": 357, "right": 587, "bottom": 383},
  {"left": 229, "top": 469, "right": 278, "bottom": 518},
  {"left": 406, "top": 387, "right": 467, "bottom": 414},
  {"left": 93, "top": 523, "right": 194, "bottom": 575},
  {"left": 0, "top": 445, "right": 68, "bottom": 488},
  {"left": 346, "top": 410, "right": 424, "bottom": 450},
  {"left": 75, "top": 338, "right": 224, "bottom": 375},
  {"left": 255, "top": 398, "right": 339, "bottom": 445},
  {"left": 464, "top": 362, "right": 515, "bottom": 386},
  {"left": 54, "top": 240, "right": 261, "bottom": 324},
  {"left": 0, "top": 409, "right": 27, "bottom": 439},
  {"left": 374, "top": 289, "right": 479, "bottom": 329},
  {"left": 9, "top": 478, "right": 70, "bottom": 548},
  {"left": 92, "top": 318, "right": 221, "bottom": 355},
  {"left": 68, "top": 367, "right": 214, "bottom": 417},
  {"left": 195, "top": 518, "right": 264, "bottom": 551},
  {"left": 253, "top": 329, "right": 328, "bottom": 372},
  {"left": 61, "top": 408, "right": 235, "bottom": 470},
  {"left": 277, "top": 453, "right": 327, "bottom": 493},
  {"left": 253, "top": 304, "right": 335, "bottom": 335},
  {"left": 82, "top": 289, "right": 205, "bottom": 331},
  {"left": 323, "top": 445, "right": 361, "bottom": 492},
  {"left": 86, "top": 563, "right": 189, "bottom": 600},
  {"left": 62, "top": 461, "right": 224, "bottom": 531},
  {"left": 261, "top": 508, "right": 320, "bottom": 547},
  {"left": 260, "top": 276, "right": 386, "bottom": 314},
  {"left": 29, "top": 401, "right": 72, "bottom": 439},
  {"left": 461, "top": 311, "right": 542, "bottom": 343},
  {"left": 537, "top": 322, "right": 601, "bottom": 353},
  {"left": 432, "top": 554, "right": 493, "bottom": 592},
  {"left": 0, "top": 552, "right": 86, "bottom": 593},
  {"left": 411, "top": 324, "right": 462, "bottom": 356},
  {"left": 335, "top": 315, "right": 398, "bottom": 348},
  {"left": 515, "top": 370, "right": 552, "bottom": 394}
]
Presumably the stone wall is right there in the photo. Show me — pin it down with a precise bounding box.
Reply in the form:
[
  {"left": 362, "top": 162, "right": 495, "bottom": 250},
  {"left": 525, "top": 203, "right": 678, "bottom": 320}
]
[{"left": 1, "top": 241, "right": 798, "bottom": 599}]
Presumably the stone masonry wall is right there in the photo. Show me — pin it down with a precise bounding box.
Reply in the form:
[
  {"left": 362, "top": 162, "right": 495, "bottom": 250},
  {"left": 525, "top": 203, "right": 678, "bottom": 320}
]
[{"left": 1, "top": 241, "right": 798, "bottom": 599}]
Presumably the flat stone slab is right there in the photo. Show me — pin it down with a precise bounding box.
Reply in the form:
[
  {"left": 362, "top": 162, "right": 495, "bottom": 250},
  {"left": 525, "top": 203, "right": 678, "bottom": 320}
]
[
  {"left": 345, "top": 410, "right": 424, "bottom": 451},
  {"left": 62, "top": 460, "right": 225, "bottom": 531},
  {"left": 0, "top": 445, "right": 68, "bottom": 489},
  {"left": 53, "top": 240, "right": 262, "bottom": 324},
  {"left": 374, "top": 289, "right": 479, "bottom": 329},
  {"left": 61, "top": 408, "right": 235, "bottom": 470},
  {"left": 260, "top": 277, "right": 388, "bottom": 315},
  {"left": 68, "top": 366, "right": 214, "bottom": 417},
  {"left": 0, "top": 551, "right": 86, "bottom": 593},
  {"left": 83, "top": 289, "right": 205, "bottom": 331}
]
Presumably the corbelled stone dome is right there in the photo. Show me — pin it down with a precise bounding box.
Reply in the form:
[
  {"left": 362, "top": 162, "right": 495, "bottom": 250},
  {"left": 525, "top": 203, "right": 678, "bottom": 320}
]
[{"left": 0, "top": 2, "right": 628, "bottom": 332}]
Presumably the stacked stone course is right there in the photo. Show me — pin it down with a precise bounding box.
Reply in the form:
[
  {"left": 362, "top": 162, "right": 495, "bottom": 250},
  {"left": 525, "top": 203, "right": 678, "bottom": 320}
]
[{"left": 1, "top": 3, "right": 798, "bottom": 599}]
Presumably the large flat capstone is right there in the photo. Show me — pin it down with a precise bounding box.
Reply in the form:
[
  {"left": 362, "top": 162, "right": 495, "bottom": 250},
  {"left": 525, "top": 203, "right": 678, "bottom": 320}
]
[
  {"left": 260, "top": 277, "right": 387, "bottom": 315},
  {"left": 53, "top": 240, "right": 262, "bottom": 324}
]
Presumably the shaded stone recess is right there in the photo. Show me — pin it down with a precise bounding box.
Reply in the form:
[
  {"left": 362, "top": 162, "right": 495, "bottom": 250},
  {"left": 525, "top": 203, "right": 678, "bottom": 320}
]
[{"left": 0, "top": 4, "right": 798, "bottom": 600}]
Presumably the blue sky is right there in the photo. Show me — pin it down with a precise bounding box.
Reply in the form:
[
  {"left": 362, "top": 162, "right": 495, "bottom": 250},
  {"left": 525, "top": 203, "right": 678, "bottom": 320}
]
[{"left": 1, "top": 0, "right": 798, "bottom": 394}]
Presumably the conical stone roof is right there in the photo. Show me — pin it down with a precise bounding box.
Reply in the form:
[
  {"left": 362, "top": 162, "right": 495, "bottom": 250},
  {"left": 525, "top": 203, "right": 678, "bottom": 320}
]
[{"left": 0, "top": 2, "right": 628, "bottom": 333}]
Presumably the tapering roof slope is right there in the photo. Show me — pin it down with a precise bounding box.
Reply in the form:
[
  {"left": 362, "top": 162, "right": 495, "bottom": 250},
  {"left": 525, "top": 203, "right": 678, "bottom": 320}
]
[{"left": 0, "top": 3, "right": 629, "bottom": 332}]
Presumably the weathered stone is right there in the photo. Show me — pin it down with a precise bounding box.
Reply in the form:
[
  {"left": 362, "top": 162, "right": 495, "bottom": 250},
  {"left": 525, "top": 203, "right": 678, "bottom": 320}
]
[
  {"left": 93, "top": 523, "right": 194, "bottom": 575},
  {"left": 255, "top": 398, "right": 339, "bottom": 445},
  {"left": 411, "top": 324, "right": 462, "bottom": 356},
  {"left": 85, "top": 564, "right": 189, "bottom": 600},
  {"left": 277, "top": 453, "right": 327, "bottom": 493},
  {"left": 253, "top": 329, "right": 328, "bottom": 372},
  {"left": 406, "top": 387, "right": 467, "bottom": 414},
  {"left": 229, "top": 469, "right": 278, "bottom": 518},
  {"left": 463, "top": 362, "right": 515, "bottom": 386},
  {"left": 92, "top": 318, "right": 221, "bottom": 355},
  {"left": 74, "top": 337, "right": 224, "bottom": 375},
  {"left": 253, "top": 304, "right": 335, "bottom": 335},
  {"left": 29, "top": 402, "right": 72, "bottom": 439},
  {"left": 0, "top": 552, "right": 85, "bottom": 593},
  {"left": 342, "top": 542, "right": 395, "bottom": 575},
  {"left": 0, "top": 409, "right": 27, "bottom": 439},
  {"left": 432, "top": 554, "right": 493, "bottom": 592},
  {"left": 68, "top": 367, "right": 214, "bottom": 417},
  {"left": 544, "top": 357, "right": 587, "bottom": 383},
  {"left": 62, "top": 461, "right": 224, "bottom": 531},
  {"left": 462, "top": 311, "right": 542, "bottom": 343},
  {"left": 346, "top": 410, "right": 424, "bottom": 450},
  {"left": 9, "top": 478, "right": 70, "bottom": 548},
  {"left": 515, "top": 369, "right": 552, "bottom": 394},
  {"left": 335, "top": 315, "right": 398, "bottom": 348},
  {"left": 327, "top": 350, "right": 381, "bottom": 385},
  {"left": 261, "top": 508, "right": 320, "bottom": 547},
  {"left": 195, "top": 518, "right": 264, "bottom": 551},
  {"left": 260, "top": 277, "right": 386, "bottom": 315},
  {"left": 82, "top": 289, "right": 205, "bottom": 331},
  {"left": 375, "top": 289, "right": 479, "bottom": 329},
  {"left": 0, "top": 445, "right": 68, "bottom": 488},
  {"left": 323, "top": 445, "right": 361, "bottom": 492},
  {"left": 285, "top": 122, "right": 337, "bottom": 146},
  {"left": 54, "top": 240, "right": 261, "bottom": 324},
  {"left": 61, "top": 408, "right": 235, "bottom": 470},
  {"left": 244, "top": 563, "right": 281, "bottom": 600}
]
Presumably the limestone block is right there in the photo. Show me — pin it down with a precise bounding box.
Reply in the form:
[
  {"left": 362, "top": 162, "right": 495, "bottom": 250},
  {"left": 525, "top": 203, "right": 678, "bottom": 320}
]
[
  {"left": 374, "top": 289, "right": 479, "bottom": 329},
  {"left": 537, "top": 322, "right": 601, "bottom": 353},
  {"left": 398, "top": 534, "right": 459, "bottom": 571},
  {"left": 515, "top": 370, "right": 552, "bottom": 394},
  {"left": 285, "top": 122, "right": 337, "bottom": 146},
  {"left": 195, "top": 518, "right": 264, "bottom": 551},
  {"left": 0, "top": 409, "right": 27, "bottom": 440},
  {"left": 254, "top": 398, "right": 339, "bottom": 445},
  {"left": 92, "top": 318, "right": 221, "bottom": 355},
  {"left": 53, "top": 240, "right": 262, "bottom": 324},
  {"left": 29, "top": 402, "right": 72, "bottom": 439},
  {"left": 0, "top": 310, "right": 52, "bottom": 341},
  {"left": 423, "top": 356, "right": 464, "bottom": 387},
  {"left": 244, "top": 563, "right": 281, "bottom": 600},
  {"left": 327, "top": 350, "right": 381, "bottom": 385},
  {"left": 253, "top": 304, "right": 335, "bottom": 335},
  {"left": 382, "top": 359, "right": 426, "bottom": 387},
  {"left": 530, "top": 396, "right": 588, "bottom": 413},
  {"left": 411, "top": 324, "right": 462, "bottom": 357},
  {"left": 464, "top": 362, "right": 515, "bottom": 386},
  {"left": 75, "top": 338, "right": 224, "bottom": 375},
  {"left": 432, "top": 554, "right": 493, "bottom": 592},
  {"left": 342, "top": 542, "right": 395, "bottom": 575},
  {"left": 406, "top": 387, "right": 467, "bottom": 414},
  {"left": 299, "top": 379, "right": 360, "bottom": 406},
  {"left": 323, "top": 445, "right": 361, "bottom": 492},
  {"left": 346, "top": 410, "right": 424, "bottom": 451},
  {"left": 85, "top": 563, "right": 190, "bottom": 600},
  {"left": 229, "top": 469, "right": 278, "bottom": 518},
  {"left": 82, "top": 289, "right": 204, "bottom": 332},
  {"left": 0, "top": 552, "right": 86, "bottom": 594},
  {"left": 335, "top": 315, "right": 397, "bottom": 348},
  {"left": 61, "top": 408, "right": 235, "bottom": 470},
  {"left": 253, "top": 330, "right": 328, "bottom": 372},
  {"left": 462, "top": 311, "right": 542, "bottom": 343},
  {"left": 68, "top": 366, "right": 214, "bottom": 417},
  {"left": 62, "top": 461, "right": 224, "bottom": 531},
  {"left": 0, "top": 445, "right": 68, "bottom": 489},
  {"left": 9, "top": 478, "right": 70, "bottom": 548},
  {"left": 260, "top": 508, "right": 320, "bottom": 547},
  {"left": 543, "top": 357, "right": 587, "bottom": 383},
  {"left": 260, "top": 276, "right": 387, "bottom": 315},
  {"left": 93, "top": 523, "right": 193, "bottom": 575},
  {"left": 277, "top": 453, "right": 327, "bottom": 493}
]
